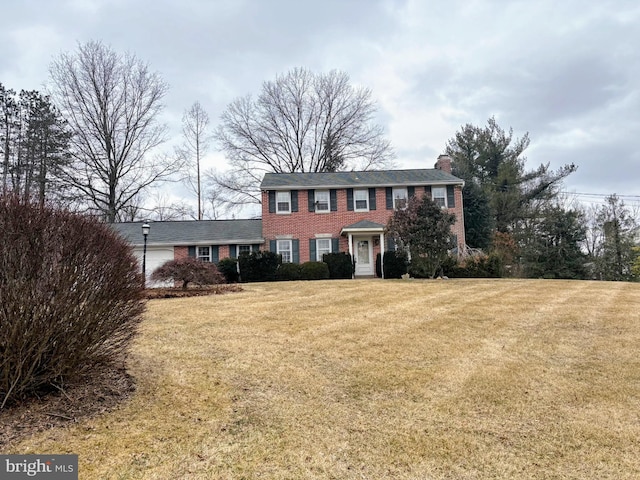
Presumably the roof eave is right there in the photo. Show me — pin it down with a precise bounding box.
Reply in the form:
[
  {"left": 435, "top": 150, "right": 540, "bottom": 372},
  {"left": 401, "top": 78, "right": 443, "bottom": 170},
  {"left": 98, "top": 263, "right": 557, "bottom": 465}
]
[{"left": 262, "top": 179, "right": 465, "bottom": 190}]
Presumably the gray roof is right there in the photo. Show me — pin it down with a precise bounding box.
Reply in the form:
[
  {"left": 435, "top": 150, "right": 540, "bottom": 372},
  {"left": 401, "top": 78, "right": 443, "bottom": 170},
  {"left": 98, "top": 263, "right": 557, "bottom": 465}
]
[
  {"left": 110, "top": 219, "right": 263, "bottom": 247},
  {"left": 343, "top": 220, "right": 386, "bottom": 230},
  {"left": 260, "top": 169, "right": 463, "bottom": 189}
]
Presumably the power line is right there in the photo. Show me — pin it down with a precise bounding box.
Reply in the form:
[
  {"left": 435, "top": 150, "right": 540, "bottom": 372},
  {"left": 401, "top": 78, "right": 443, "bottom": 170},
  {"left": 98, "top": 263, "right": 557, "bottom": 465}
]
[{"left": 560, "top": 191, "right": 640, "bottom": 199}]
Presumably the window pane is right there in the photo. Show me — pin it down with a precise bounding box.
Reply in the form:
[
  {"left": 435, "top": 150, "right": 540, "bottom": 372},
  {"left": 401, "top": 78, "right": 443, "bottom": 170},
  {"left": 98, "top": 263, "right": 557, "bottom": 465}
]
[
  {"left": 354, "top": 190, "right": 368, "bottom": 210},
  {"left": 197, "top": 246, "right": 210, "bottom": 261},
  {"left": 393, "top": 188, "right": 407, "bottom": 209},
  {"left": 238, "top": 245, "right": 251, "bottom": 254},
  {"left": 276, "top": 191, "right": 291, "bottom": 212},
  {"left": 277, "top": 240, "right": 292, "bottom": 263},
  {"left": 432, "top": 187, "right": 446, "bottom": 208},
  {"left": 315, "top": 191, "right": 329, "bottom": 211},
  {"left": 357, "top": 240, "right": 370, "bottom": 264},
  {"left": 316, "top": 238, "right": 331, "bottom": 261}
]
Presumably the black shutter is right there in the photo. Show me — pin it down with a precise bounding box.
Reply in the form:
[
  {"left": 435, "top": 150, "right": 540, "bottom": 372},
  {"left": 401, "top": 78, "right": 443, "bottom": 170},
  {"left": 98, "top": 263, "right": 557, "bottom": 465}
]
[
  {"left": 425, "top": 185, "right": 432, "bottom": 199},
  {"left": 408, "top": 186, "right": 415, "bottom": 198},
  {"left": 292, "top": 239, "right": 300, "bottom": 264},
  {"left": 308, "top": 189, "right": 315, "bottom": 212},
  {"left": 346, "top": 188, "right": 354, "bottom": 211},
  {"left": 291, "top": 190, "right": 298, "bottom": 212},
  {"left": 386, "top": 237, "right": 396, "bottom": 251},
  {"left": 330, "top": 189, "right": 338, "bottom": 211},
  {"left": 269, "top": 240, "right": 276, "bottom": 252},
  {"left": 331, "top": 238, "right": 340, "bottom": 253},
  {"left": 252, "top": 244, "right": 260, "bottom": 252},
  {"left": 188, "top": 246, "right": 196, "bottom": 257},
  {"left": 386, "top": 187, "right": 393, "bottom": 209},
  {"left": 212, "top": 246, "right": 219, "bottom": 263},
  {"left": 230, "top": 245, "right": 237, "bottom": 258},
  {"left": 309, "top": 239, "right": 317, "bottom": 261},
  {"left": 369, "top": 188, "right": 376, "bottom": 210},
  {"left": 447, "top": 185, "right": 455, "bottom": 208},
  {"left": 268, "top": 191, "right": 275, "bottom": 213}
]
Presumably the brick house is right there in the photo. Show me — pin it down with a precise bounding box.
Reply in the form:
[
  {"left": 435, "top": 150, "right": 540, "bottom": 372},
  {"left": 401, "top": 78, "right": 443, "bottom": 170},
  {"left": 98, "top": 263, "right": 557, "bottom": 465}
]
[
  {"left": 112, "top": 155, "right": 465, "bottom": 282},
  {"left": 111, "top": 219, "right": 263, "bottom": 287},
  {"left": 260, "top": 154, "right": 465, "bottom": 277}
]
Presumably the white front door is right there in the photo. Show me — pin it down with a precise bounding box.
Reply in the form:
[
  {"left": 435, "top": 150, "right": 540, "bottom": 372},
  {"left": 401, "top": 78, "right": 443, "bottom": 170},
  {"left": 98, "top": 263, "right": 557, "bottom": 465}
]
[{"left": 354, "top": 236, "right": 374, "bottom": 276}]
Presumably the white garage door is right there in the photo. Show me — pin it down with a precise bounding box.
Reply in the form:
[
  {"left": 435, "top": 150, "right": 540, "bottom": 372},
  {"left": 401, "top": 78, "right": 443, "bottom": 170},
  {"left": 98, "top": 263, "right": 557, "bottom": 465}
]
[{"left": 132, "top": 246, "right": 175, "bottom": 288}]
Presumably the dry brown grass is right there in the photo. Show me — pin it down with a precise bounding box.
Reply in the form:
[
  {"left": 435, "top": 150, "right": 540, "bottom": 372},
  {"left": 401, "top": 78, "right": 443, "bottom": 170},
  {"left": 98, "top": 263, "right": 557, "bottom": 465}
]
[{"left": 6, "top": 279, "right": 640, "bottom": 479}]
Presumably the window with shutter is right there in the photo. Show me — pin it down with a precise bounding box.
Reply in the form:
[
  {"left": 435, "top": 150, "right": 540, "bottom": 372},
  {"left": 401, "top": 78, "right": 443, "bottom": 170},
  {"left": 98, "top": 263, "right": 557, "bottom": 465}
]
[
  {"left": 354, "top": 189, "right": 369, "bottom": 211},
  {"left": 276, "top": 191, "right": 291, "bottom": 213}
]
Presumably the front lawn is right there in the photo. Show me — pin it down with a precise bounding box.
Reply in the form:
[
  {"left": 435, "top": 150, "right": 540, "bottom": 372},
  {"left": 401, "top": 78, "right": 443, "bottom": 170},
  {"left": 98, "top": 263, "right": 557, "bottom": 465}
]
[{"left": 5, "top": 279, "right": 640, "bottom": 479}]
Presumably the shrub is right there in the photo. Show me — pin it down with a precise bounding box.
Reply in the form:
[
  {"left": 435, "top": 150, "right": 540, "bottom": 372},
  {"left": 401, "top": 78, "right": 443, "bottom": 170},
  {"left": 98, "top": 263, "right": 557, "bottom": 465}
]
[
  {"left": 238, "top": 251, "right": 281, "bottom": 282},
  {"left": 323, "top": 252, "right": 353, "bottom": 279},
  {"left": 0, "top": 195, "right": 145, "bottom": 408},
  {"left": 217, "top": 257, "right": 239, "bottom": 283},
  {"left": 276, "top": 262, "right": 302, "bottom": 281},
  {"left": 152, "top": 257, "right": 223, "bottom": 289},
  {"left": 300, "top": 261, "right": 330, "bottom": 280},
  {"left": 444, "top": 253, "right": 503, "bottom": 278},
  {"left": 376, "top": 250, "right": 408, "bottom": 279}
]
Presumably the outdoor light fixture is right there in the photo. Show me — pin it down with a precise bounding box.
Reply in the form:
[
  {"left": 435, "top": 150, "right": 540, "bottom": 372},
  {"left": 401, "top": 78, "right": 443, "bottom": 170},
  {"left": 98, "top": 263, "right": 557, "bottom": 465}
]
[{"left": 142, "top": 222, "right": 150, "bottom": 288}]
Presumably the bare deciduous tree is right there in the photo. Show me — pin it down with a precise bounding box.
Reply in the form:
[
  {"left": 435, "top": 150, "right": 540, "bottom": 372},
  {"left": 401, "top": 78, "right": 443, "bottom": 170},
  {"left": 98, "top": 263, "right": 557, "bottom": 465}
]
[
  {"left": 49, "top": 40, "right": 180, "bottom": 222},
  {"left": 177, "top": 101, "right": 211, "bottom": 220},
  {"left": 213, "top": 67, "right": 394, "bottom": 206}
]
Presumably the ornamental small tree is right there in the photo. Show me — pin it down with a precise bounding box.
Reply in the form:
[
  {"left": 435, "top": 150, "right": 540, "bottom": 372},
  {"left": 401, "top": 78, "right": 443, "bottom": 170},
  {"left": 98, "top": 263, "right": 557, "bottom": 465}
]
[
  {"left": 151, "top": 257, "right": 224, "bottom": 289},
  {"left": 386, "top": 194, "right": 456, "bottom": 278}
]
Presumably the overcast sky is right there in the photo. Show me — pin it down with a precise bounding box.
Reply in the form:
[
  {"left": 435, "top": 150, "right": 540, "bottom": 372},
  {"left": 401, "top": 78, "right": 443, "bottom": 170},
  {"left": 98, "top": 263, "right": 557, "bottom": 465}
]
[{"left": 1, "top": 0, "right": 639, "bottom": 210}]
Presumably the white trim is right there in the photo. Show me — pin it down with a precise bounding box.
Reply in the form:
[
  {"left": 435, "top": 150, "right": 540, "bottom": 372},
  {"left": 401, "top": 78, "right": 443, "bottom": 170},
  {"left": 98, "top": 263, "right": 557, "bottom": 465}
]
[
  {"left": 315, "top": 233, "right": 333, "bottom": 238},
  {"left": 276, "top": 191, "right": 291, "bottom": 214},
  {"left": 432, "top": 186, "right": 447, "bottom": 208},
  {"left": 354, "top": 189, "right": 369, "bottom": 212},
  {"left": 315, "top": 238, "right": 332, "bottom": 261},
  {"left": 277, "top": 239, "right": 293, "bottom": 263},
  {"left": 314, "top": 190, "right": 330, "bottom": 213}
]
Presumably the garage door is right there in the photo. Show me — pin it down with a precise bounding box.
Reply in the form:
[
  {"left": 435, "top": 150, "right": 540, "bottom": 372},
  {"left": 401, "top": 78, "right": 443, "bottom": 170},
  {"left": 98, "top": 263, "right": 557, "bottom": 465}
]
[{"left": 132, "top": 246, "right": 175, "bottom": 288}]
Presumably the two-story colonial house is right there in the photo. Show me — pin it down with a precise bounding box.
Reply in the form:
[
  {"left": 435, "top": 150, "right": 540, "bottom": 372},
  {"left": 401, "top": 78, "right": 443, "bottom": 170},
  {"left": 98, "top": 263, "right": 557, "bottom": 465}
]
[
  {"left": 112, "top": 155, "right": 465, "bottom": 281},
  {"left": 260, "top": 154, "right": 465, "bottom": 277}
]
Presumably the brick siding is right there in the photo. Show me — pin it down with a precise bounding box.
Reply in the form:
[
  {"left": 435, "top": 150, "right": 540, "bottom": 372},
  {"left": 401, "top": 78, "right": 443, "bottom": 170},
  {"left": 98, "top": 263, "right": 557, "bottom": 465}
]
[{"left": 262, "top": 185, "right": 465, "bottom": 262}]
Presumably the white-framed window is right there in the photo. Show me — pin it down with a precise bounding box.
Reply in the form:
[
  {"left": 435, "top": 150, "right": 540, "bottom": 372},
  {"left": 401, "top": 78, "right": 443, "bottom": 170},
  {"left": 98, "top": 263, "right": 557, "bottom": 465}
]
[
  {"left": 354, "top": 189, "right": 369, "bottom": 211},
  {"left": 197, "top": 246, "right": 211, "bottom": 262},
  {"left": 432, "top": 187, "right": 447, "bottom": 208},
  {"left": 393, "top": 187, "right": 408, "bottom": 210},
  {"left": 238, "top": 245, "right": 251, "bottom": 255},
  {"left": 314, "top": 190, "right": 330, "bottom": 212},
  {"left": 316, "top": 238, "right": 332, "bottom": 261},
  {"left": 276, "top": 191, "right": 291, "bottom": 213},
  {"left": 277, "top": 239, "right": 292, "bottom": 263}
]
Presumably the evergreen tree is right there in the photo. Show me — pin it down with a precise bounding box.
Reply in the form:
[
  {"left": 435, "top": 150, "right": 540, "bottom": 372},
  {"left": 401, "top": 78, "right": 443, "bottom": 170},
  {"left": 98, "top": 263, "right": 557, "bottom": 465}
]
[
  {"left": 521, "top": 206, "right": 587, "bottom": 279},
  {"left": 592, "top": 195, "right": 638, "bottom": 281},
  {"left": 445, "top": 117, "right": 576, "bottom": 246}
]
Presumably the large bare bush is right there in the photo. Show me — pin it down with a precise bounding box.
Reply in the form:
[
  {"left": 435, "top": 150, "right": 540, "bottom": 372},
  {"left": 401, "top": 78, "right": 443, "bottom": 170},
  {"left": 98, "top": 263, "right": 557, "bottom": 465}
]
[{"left": 0, "top": 195, "right": 145, "bottom": 408}]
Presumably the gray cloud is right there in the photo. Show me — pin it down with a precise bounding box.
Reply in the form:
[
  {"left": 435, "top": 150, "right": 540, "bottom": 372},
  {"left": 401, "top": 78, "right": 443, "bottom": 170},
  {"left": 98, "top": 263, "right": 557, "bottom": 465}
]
[{"left": 1, "top": 0, "right": 638, "bottom": 208}]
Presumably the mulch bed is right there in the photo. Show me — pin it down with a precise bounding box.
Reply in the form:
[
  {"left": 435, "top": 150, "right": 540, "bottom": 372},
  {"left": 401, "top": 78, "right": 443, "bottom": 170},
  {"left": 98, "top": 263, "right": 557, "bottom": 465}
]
[
  {"left": 0, "top": 365, "right": 135, "bottom": 451},
  {"left": 143, "top": 284, "right": 243, "bottom": 299},
  {"left": 1, "top": 284, "right": 243, "bottom": 450}
]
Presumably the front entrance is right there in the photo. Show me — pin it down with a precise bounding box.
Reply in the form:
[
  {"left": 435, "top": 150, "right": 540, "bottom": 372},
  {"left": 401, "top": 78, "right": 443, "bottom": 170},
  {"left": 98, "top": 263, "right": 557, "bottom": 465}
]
[{"left": 354, "top": 236, "right": 374, "bottom": 276}]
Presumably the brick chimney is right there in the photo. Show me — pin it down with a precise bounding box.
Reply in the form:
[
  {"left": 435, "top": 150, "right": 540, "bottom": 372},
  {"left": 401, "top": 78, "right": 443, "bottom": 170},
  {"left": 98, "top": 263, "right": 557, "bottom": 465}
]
[{"left": 434, "top": 154, "right": 452, "bottom": 173}]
